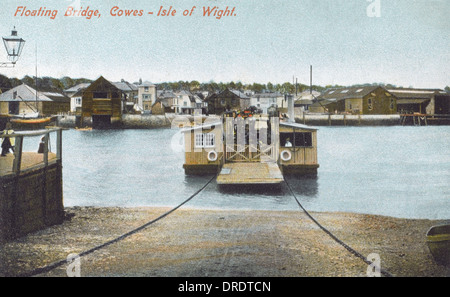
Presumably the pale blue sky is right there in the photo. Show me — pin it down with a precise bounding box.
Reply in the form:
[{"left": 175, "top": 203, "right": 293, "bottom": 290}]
[{"left": 1, "top": 0, "right": 449, "bottom": 88}]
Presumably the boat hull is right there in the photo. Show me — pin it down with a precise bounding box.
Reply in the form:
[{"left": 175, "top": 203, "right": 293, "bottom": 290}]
[
  {"left": 10, "top": 117, "right": 56, "bottom": 130},
  {"left": 427, "top": 225, "right": 450, "bottom": 266}
]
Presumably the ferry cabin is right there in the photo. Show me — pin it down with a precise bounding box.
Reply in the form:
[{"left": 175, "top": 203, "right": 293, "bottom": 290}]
[
  {"left": 278, "top": 122, "right": 319, "bottom": 175},
  {"left": 182, "top": 121, "right": 224, "bottom": 175}
]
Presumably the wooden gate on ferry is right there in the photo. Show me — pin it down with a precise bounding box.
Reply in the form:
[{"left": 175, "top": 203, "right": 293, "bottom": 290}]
[{"left": 223, "top": 117, "right": 279, "bottom": 163}]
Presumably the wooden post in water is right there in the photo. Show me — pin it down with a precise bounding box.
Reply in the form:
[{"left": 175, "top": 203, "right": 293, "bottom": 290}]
[
  {"left": 12, "top": 136, "right": 23, "bottom": 175},
  {"left": 56, "top": 128, "right": 62, "bottom": 160}
]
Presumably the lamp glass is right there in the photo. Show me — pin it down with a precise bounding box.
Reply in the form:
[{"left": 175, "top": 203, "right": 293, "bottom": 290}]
[{"left": 2, "top": 28, "right": 25, "bottom": 63}]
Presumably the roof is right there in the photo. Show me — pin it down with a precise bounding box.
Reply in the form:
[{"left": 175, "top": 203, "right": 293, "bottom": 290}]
[
  {"left": 84, "top": 76, "right": 121, "bottom": 93},
  {"left": 139, "top": 81, "right": 155, "bottom": 87},
  {"left": 153, "top": 98, "right": 170, "bottom": 108},
  {"left": 280, "top": 121, "right": 318, "bottom": 131},
  {"left": 64, "top": 83, "right": 91, "bottom": 93},
  {"left": 387, "top": 88, "right": 445, "bottom": 100},
  {"left": 0, "top": 84, "right": 69, "bottom": 102},
  {"left": 181, "top": 122, "right": 223, "bottom": 133},
  {"left": 396, "top": 99, "right": 430, "bottom": 104},
  {"left": 318, "top": 85, "right": 382, "bottom": 101},
  {"left": 175, "top": 90, "right": 193, "bottom": 96},
  {"left": 158, "top": 91, "right": 177, "bottom": 99},
  {"left": 113, "top": 81, "right": 138, "bottom": 92},
  {"left": 252, "top": 92, "right": 284, "bottom": 98},
  {"left": 229, "top": 89, "right": 250, "bottom": 99}
]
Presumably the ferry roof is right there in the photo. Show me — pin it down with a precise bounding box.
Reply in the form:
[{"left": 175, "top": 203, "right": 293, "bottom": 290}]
[
  {"left": 181, "top": 122, "right": 223, "bottom": 133},
  {"left": 280, "top": 121, "right": 318, "bottom": 131}
]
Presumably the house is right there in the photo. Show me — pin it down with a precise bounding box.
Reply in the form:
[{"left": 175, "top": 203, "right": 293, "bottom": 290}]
[
  {"left": 250, "top": 92, "right": 284, "bottom": 114},
  {"left": 64, "top": 83, "right": 91, "bottom": 113},
  {"left": 387, "top": 88, "right": 450, "bottom": 115},
  {"left": 81, "top": 76, "right": 122, "bottom": 128},
  {"left": 310, "top": 86, "right": 397, "bottom": 114},
  {"left": 0, "top": 84, "right": 70, "bottom": 116},
  {"left": 294, "top": 90, "right": 321, "bottom": 113},
  {"left": 205, "top": 89, "right": 250, "bottom": 115},
  {"left": 151, "top": 99, "right": 170, "bottom": 115},
  {"left": 136, "top": 81, "right": 157, "bottom": 112},
  {"left": 176, "top": 90, "right": 194, "bottom": 114},
  {"left": 157, "top": 90, "right": 178, "bottom": 113},
  {"left": 112, "top": 80, "right": 138, "bottom": 112}
]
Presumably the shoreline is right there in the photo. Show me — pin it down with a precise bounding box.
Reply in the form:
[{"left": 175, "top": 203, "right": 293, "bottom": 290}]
[
  {"left": 1, "top": 206, "right": 448, "bottom": 277},
  {"left": 54, "top": 114, "right": 450, "bottom": 129}
]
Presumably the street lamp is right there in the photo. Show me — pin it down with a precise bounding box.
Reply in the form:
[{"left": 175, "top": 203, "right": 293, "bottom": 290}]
[{"left": 1, "top": 27, "right": 26, "bottom": 67}]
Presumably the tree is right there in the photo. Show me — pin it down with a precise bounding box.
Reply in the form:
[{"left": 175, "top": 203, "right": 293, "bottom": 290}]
[
  {"left": 0, "top": 74, "right": 12, "bottom": 93},
  {"left": 189, "top": 80, "right": 200, "bottom": 91},
  {"left": 21, "top": 75, "right": 35, "bottom": 87},
  {"left": 60, "top": 76, "right": 74, "bottom": 89},
  {"left": 445, "top": 86, "right": 450, "bottom": 94}
]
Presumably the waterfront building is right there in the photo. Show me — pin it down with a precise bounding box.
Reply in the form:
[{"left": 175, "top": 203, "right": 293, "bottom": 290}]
[
  {"left": 310, "top": 86, "right": 398, "bottom": 115},
  {"left": 0, "top": 84, "right": 70, "bottom": 116},
  {"left": 205, "top": 89, "right": 251, "bottom": 115},
  {"left": 388, "top": 88, "right": 450, "bottom": 115},
  {"left": 80, "top": 76, "right": 122, "bottom": 128}
]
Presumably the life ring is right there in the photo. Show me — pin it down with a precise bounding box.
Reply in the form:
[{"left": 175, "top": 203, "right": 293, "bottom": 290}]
[
  {"left": 207, "top": 150, "right": 218, "bottom": 162},
  {"left": 280, "top": 150, "right": 292, "bottom": 162}
]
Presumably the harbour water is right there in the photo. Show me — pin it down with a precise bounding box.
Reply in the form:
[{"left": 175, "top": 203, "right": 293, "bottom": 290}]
[{"left": 20, "top": 126, "right": 450, "bottom": 220}]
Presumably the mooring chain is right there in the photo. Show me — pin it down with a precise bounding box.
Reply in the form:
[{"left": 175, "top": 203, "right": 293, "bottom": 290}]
[
  {"left": 284, "top": 177, "right": 394, "bottom": 277},
  {"left": 16, "top": 174, "right": 217, "bottom": 277}
]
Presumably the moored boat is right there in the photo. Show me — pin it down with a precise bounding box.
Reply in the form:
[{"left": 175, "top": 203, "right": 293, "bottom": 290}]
[
  {"left": 426, "top": 224, "right": 450, "bottom": 265},
  {"left": 11, "top": 117, "right": 53, "bottom": 124}
]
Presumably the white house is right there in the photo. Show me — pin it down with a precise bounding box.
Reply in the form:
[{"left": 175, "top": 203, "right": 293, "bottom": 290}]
[
  {"left": 64, "top": 83, "right": 91, "bottom": 113},
  {"left": 136, "top": 81, "right": 157, "bottom": 112},
  {"left": 250, "top": 92, "right": 285, "bottom": 114}
]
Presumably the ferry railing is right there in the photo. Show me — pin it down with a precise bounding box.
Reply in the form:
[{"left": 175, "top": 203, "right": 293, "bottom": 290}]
[{"left": 0, "top": 128, "right": 64, "bottom": 176}]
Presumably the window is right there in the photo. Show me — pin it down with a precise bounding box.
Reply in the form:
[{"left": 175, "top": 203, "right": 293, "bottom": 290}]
[
  {"left": 390, "top": 98, "right": 395, "bottom": 110},
  {"left": 75, "top": 98, "right": 82, "bottom": 105},
  {"left": 280, "top": 132, "right": 312, "bottom": 147},
  {"left": 144, "top": 87, "right": 149, "bottom": 92},
  {"left": 195, "top": 133, "right": 216, "bottom": 148},
  {"left": 368, "top": 98, "right": 373, "bottom": 110},
  {"left": 93, "top": 92, "right": 108, "bottom": 99}
]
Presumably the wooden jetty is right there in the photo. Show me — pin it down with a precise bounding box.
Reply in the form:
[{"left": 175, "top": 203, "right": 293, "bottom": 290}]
[{"left": 0, "top": 128, "right": 65, "bottom": 241}]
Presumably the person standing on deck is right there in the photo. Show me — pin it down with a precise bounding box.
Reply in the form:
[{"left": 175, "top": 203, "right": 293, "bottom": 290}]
[{"left": 1, "top": 122, "right": 15, "bottom": 156}]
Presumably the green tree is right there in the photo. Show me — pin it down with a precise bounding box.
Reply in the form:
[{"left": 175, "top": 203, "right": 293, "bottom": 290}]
[
  {"left": 21, "top": 75, "right": 36, "bottom": 87},
  {"left": 60, "top": 76, "right": 74, "bottom": 89},
  {"left": 0, "top": 74, "right": 12, "bottom": 92},
  {"left": 189, "top": 80, "right": 200, "bottom": 91},
  {"left": 445, "top": 86, "right": 450, "bottom": 94}
]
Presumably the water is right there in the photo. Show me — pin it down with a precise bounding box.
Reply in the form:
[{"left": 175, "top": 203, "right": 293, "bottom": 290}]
[{"left": 24, "top": 126, "right": 449, "bottom": 220}]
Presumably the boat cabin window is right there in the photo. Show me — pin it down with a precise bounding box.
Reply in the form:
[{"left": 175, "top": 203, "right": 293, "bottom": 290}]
[
  {"left": 195, "top": 133, "right": 216, "bottom": 148},
  {"left": 280, "top": 132, "right": 312, "bottom": 147}
]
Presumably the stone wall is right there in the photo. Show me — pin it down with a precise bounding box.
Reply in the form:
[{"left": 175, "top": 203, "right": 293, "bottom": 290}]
[{"left": 0, "top": 162, "right": 64, "bottom": 242}]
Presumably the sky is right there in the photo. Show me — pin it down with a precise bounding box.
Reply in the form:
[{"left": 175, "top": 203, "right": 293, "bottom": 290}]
[{"left": 0, "top": 0, "right": 449, "bottom": 89}]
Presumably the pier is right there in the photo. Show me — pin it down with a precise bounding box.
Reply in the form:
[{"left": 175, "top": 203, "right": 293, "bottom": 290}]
[{"left": 0, "top": 128, "right": 65, "bottom": 241}]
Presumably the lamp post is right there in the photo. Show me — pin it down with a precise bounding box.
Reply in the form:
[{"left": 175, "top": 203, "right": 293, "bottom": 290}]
[{"left": 1, "top": 27, "right": 26, "bottom": 68}]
